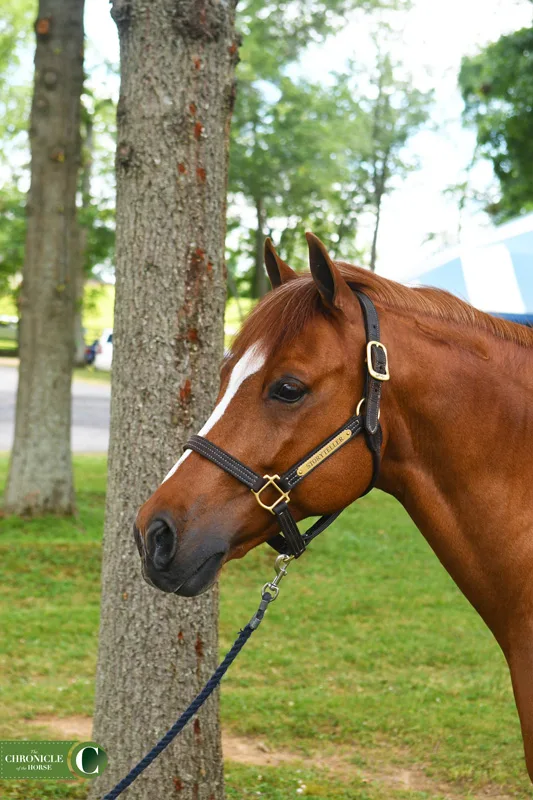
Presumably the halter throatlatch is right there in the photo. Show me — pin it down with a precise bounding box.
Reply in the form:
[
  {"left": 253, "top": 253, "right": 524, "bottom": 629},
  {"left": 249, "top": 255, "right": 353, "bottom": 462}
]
[{"left": 185, "top": 291, "right": 389, "bottom": 558}]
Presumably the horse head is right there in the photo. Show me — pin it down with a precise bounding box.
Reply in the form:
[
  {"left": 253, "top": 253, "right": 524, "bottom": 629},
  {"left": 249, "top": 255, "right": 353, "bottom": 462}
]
[{"left": 134, "top": 234, "right": 387, "bottom": 596}]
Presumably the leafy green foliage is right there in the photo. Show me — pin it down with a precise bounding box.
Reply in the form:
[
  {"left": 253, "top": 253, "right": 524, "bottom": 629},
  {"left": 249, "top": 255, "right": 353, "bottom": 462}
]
[
  {"left": 79, "top": 93, "right": 116, "bottom": 279},
  {"left": 0, "top": 0, "right": 33, "bottom": 141},
  {"left": 228, "top": 0, "right": 399, "bottom": 295},
  {"left": 237, "top": 0, "right": 401, "bottom": 82},
  {"left": 229, "top": 47, "right": 431, "bottom": 289},
  {"left": 228, "top": 0, "right": 431, "bottom": 292},
  {"left": 357, "top": 52, "right": 431, "bottom": 269},
  {"left": 228, "top": 75, "right": 363, "bottom": 288},
  {"left": 0, "top": 183, "right": 26, "bottom": 295},
  {"left": 0, "top": 0, "right": 33, "bottom": 71},
  {"left": 459, "top": 21, "right": 533, "bottom": 221}
]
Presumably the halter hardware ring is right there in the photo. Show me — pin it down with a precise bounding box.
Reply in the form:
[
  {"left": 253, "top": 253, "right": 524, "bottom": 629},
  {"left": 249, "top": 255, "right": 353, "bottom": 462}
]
[
  {"left": 366, "top": 341, "right": 390, "bottom": 381},
  {"left": 356, "top": 397, "right": 380, "bottom": 419},
  {"left": 252, "top": 474, "right": 291, "bottom": 514}
]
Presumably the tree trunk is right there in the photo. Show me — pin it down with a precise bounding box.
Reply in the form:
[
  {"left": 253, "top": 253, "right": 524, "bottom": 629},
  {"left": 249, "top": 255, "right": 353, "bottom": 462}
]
[
  {"left": 254, "top": 196, "right": 268, "bottom": 298},
  {"left": 89, "top": 3, "right": 238, "bottom": 799},
  {"left": 369, "top": 179, "right": 382, "bottom": 273},
  {"left": 4, "top": 0, "right": 84, "bottom": 515},
  {"left": 369, "top": 153, "right": 389, "bottom": 273}
]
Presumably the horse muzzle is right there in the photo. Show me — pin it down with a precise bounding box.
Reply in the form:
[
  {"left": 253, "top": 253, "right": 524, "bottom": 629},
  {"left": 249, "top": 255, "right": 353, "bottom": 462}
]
[{"left": 134, "top": 514, "right": 229, "bottom": 597}]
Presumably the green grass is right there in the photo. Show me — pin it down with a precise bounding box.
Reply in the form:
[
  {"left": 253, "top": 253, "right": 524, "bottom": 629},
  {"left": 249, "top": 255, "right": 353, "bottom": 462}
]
[
  {"left": 0, "top": 296, "right": 17, "bottom": 316},
  {"left": 0, "top": 456, "right": 531, "bottom": 799},
  {"left": 72, "top": 366, "right": 111, "bottom": 384},
  {"left": 0, "top": 338, "right": 17, "bottom": 352}
]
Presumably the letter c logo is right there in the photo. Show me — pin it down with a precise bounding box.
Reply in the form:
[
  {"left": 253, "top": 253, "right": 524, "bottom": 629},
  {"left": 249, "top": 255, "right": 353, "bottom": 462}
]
[
  {"left": 76, "top": 745, "right": 99, "bottom": 775},
  {"left": 69, "top": 742, "right": 107, "bottom": 779}
]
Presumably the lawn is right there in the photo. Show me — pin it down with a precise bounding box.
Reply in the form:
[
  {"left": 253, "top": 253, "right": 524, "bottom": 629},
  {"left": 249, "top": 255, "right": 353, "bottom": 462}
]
[
  {"left": 72, "top": 366, "right": 111, "bottom": 385},
  {"left": 0, "top": 456, "right": 532, "bottom": 799},
  {"left": 0, "top": 337, "right": 17, "bottom": 354}
]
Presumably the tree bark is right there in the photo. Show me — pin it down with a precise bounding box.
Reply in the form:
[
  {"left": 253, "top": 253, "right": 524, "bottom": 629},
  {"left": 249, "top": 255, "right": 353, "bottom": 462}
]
[
  {"left": 4, "top": 0, "right": 84, "bottom": 515},
  {"left": 89, "top": 3, "right": 238, "bottom": 799},
  {"left": 369, "top": 167, "right": 385, "bottom": 273},
  {"left": 253, "top": 196, "right": 268, "bottom": 298}
]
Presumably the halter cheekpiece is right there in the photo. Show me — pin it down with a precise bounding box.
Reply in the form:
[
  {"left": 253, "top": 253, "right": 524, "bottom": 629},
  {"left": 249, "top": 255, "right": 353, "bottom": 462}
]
[{"left": 185, "top": 291, "right": 389, "bottom": 558}]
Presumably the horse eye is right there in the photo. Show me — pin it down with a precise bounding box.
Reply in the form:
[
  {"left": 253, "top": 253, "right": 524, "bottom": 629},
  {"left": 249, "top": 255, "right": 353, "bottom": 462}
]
[{"left": 270, "top": 380, "right": 307, "bottom": 404}]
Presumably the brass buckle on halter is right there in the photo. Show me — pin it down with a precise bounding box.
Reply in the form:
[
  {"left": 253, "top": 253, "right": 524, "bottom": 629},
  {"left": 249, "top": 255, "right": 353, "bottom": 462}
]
[
  {"left": 252, "top": 475, "right": 290, "bottom": 514},
  {"left": 366, "top": 341, "right": 390, "bottom": 381}
]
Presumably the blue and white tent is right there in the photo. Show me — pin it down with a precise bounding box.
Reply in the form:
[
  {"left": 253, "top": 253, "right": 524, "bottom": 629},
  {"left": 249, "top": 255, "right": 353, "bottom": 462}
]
[{"left": 407, "top": 213, "right": 533, "bottom": 325}]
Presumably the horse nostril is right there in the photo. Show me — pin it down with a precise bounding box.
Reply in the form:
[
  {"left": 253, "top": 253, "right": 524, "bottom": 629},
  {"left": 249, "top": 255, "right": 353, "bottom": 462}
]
[{"left": 147, "top": 516, "right": 178, "bottom": 571}]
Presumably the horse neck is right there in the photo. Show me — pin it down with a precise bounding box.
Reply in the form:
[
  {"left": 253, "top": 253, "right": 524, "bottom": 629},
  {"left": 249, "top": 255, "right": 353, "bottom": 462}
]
[{"left": 376, "top": 310, "right": 533, "bottom": 648}]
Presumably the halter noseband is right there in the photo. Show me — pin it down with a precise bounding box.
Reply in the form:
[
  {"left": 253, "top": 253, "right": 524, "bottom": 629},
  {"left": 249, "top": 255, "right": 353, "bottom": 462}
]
[{"left": 185, "top": 291, "right": 389, "bottom": 558}]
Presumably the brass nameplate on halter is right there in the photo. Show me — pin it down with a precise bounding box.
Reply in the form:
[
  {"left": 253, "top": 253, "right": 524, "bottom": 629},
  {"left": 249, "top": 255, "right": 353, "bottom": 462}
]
[{"left": 296, "top": 429, "right": 352, "bottom": 477}]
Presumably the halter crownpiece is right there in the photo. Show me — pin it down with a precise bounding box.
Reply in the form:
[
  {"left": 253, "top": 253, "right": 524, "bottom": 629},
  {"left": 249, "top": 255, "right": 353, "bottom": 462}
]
[{"left": 185, "top": 291, "right": 389, "bottom": 558}]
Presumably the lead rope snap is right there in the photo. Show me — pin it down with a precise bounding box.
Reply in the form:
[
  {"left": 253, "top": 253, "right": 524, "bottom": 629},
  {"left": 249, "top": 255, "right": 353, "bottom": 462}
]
[
  {"left": 249, "top": 553, "right": 293, "bottom": 629},
  {"left": 101, "top": 552, "right": 293, "bottom": 800}
]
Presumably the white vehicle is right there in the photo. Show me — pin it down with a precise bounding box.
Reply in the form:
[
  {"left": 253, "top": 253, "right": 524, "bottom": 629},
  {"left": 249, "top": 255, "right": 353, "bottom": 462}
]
[{"left": 94, "top": 328, "right": 113, "bottom": 371}]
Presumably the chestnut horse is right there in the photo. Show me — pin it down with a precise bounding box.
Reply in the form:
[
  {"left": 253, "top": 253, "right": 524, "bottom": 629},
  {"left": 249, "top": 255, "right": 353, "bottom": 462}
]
[{"left": 135, "top": 233, "right": 533, "bottom": 782}]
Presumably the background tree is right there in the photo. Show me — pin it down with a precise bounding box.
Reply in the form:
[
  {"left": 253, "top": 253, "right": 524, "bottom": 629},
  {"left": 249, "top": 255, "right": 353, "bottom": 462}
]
[
  {"left": 228, "top": 43, "right": 431, "bottom": 290},
  {"left": 270, "top": 57, "right": 431, "bottom": 271},
  {"left": 0, "top": 3, "right": 116, "bottom": 344},
  {"left": 229, "top": 76, "right": 356, "bottom": 295},
  {"left": 4, "top": 0, "right": 85, "bottom": 515},
  {"left": 228, "top": 0, "right": 398, "bottom": 296},
  {"left": 357, "top": 51, "right": 431, "bottom": 271},
  {"left": 459, "top": 18, "right": 533, "bottom": 221},
  {"left": 89, "top": 1, "right": 238, "bottom": 798}
]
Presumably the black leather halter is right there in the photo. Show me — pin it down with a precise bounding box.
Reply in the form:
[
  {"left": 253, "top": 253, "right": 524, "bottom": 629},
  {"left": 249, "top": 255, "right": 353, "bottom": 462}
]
[{"left": 185, "top": 291, "right": 389, "bottom": 558}]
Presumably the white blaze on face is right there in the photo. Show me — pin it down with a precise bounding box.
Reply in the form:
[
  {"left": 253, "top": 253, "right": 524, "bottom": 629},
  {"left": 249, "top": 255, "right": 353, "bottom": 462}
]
[{"left": 161, "top": 343, "right": 266, "bottom": 484}]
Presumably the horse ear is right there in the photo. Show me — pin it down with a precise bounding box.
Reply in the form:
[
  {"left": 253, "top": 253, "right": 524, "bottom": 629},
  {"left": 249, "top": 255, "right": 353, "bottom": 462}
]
[
  {"left": 264, "top": 238, "right": 298, "bottom": 289},
  {"left": 306, "top": 232, "right": 358, "bottom": 320}
]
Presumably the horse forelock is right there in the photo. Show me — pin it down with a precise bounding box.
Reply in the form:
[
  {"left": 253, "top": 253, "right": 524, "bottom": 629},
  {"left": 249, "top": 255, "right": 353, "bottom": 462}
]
[{"left": 230, "top": 276, "right": 329, "bottom": 360}]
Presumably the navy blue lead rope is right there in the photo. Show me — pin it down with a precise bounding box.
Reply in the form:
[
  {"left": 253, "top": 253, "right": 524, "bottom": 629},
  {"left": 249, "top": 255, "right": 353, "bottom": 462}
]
[{"left": 101, "top": 587, "right": 278, "bottom": 800}]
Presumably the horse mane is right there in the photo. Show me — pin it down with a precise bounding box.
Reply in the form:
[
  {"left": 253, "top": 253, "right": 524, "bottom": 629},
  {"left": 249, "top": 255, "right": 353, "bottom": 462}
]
[{"left": 232, "top": 262, "right": 533, "bottom": 356}]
